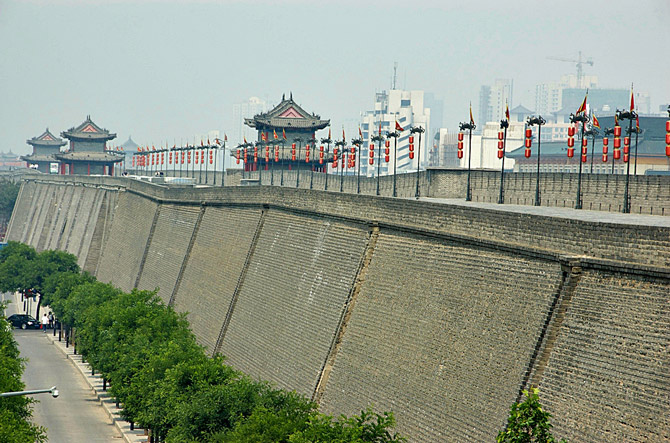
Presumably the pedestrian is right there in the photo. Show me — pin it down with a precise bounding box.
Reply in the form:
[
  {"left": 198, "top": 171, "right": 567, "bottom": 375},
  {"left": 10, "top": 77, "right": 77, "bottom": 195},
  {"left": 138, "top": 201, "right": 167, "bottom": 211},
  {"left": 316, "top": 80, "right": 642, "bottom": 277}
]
[
  {"left": 48, "top": 312, "right": 54, "bottom": 329},
  {"left": 41, "top": 313, "right": 49, "bottom": 332}
]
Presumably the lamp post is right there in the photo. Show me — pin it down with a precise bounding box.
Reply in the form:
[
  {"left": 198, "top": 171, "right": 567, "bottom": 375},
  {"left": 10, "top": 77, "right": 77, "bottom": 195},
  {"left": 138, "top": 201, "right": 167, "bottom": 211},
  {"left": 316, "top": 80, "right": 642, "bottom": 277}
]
[
  {"left": 630, "top": 125, "right": 641, "bottom": 175},
  {"left": 294, "top": 138, "right": 302, "bottom": 188},
  {"left": 602, "top": 127, "right": 615, "bottom": 175},
  {"left": 569, "top": 112, "right": 589, "bottom": 209},
  {"left": 351, "top": 138, "right": 363, "bottom": 194},
  {"left": 617, "top": 108, "right": 637, "bottom": 213},
  {"left": 371, "top": 132, "right": 384, "bottom": 196},
  {"left": 527, "top": 115, "right": 546, "bottom": 206},
  {"left": 386, "top": 129, "right": 400, "bottom": 197},
  {"left": 308, "top": 139, "right": 315, "bottom": 190},
  {"left": 410, "top": 126, "right": 425, "bottom": 198},
  {"left": 584, "top": 128, "right": 599, "bottom": 174},
  {"left": 0, "top": 386, "right": 59, "bottom": 398},
  {"left": 458, "top": 121, "right": 476, "bottom": 201},
  {"left": 334, "top": 140, "right": 345, "bottom": 192},
  {"left": 320, "top": 134, "right": 332, "bottom": 191},
  {"left": 497, "top": 119, "right": 509, "bottom": 204},
  {"left": 280, "top": 140, "right": 286, "bottom": 186}
]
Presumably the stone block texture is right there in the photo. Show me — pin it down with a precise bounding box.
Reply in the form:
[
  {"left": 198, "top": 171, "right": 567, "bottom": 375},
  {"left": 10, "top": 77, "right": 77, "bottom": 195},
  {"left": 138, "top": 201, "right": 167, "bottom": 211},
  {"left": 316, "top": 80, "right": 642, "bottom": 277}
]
[
  {"left": 537, "top": 269, "right": 670, "bottom": 442},
  {"left": 6, "top": 180, "right": 37, "bottom": 242},
  {"left": 172, "top": 206, "right": 262, "bottom": 354},
  {"left": 137, "top": 204, "right": 201, "bottom": 304},
  {"left": 319, "top": 230, "right": 563, "bottom": 442},
  {"left": 96, "top": 192, "right": 158, "bottom": 292},
  {"left": 219, "top": 209, "right": 369, "bottom": 397}
]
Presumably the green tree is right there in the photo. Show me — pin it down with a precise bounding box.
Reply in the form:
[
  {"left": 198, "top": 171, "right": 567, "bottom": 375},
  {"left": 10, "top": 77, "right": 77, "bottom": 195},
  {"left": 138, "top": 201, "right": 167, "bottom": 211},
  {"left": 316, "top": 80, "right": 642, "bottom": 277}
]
[
  {"left": 497, "top": 388, "right": 566, "bottom": 443},
  {"left": 0, "top": 307, "right": 47, "bottom": 442}
]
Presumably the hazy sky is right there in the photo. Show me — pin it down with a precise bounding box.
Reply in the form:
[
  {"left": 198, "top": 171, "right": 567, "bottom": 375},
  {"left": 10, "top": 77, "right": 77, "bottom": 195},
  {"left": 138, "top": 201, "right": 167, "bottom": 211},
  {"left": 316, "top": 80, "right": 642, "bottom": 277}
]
[{"left": 1, "top": 0, "right": 669, "bottom": 154}]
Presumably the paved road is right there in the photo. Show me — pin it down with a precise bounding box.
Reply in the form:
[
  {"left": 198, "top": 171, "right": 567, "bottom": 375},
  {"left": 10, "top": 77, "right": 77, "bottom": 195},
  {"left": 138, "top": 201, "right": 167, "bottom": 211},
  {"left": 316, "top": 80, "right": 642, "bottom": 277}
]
[{"left": 3, "top": 293, "right": 122, "bottom": 442}]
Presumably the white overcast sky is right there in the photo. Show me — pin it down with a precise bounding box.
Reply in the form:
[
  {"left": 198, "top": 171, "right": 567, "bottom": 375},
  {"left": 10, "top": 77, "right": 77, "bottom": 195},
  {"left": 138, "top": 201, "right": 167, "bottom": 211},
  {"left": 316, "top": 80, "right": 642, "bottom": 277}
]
[{"left": 1, "top": 0, "right": 669, "bottom": 154}]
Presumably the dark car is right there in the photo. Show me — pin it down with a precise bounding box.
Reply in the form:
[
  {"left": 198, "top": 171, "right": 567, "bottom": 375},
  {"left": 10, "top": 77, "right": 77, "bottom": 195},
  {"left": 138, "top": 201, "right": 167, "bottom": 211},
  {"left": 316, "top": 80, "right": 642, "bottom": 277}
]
[{"left": 6, "top": 314, "right": 40, "bottom": 329}]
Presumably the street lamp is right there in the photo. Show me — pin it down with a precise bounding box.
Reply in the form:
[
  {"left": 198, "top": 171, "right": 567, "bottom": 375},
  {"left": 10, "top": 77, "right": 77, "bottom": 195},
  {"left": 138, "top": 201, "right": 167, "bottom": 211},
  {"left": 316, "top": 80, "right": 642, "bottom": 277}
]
[
  {"left": 320, "top": 134, "right": 332, "bottom": 191},
  {"left": 497, "top": 118, "right": 509, "bottom": 204},
  {"left": 386, "top": 129, "right": 400, "bottom": 197},
  {"left": 294, "top": 138, "right": 302, "bottom": 188},
  {"left": 569, "top": 112, "right": 589, "bottom": 209},
  {"left": 410, "top": 126, "right": 425, "bottom": 198},
  {"left": 371, "top": 131, "right": 384, "bottom": 196},
  {"left": 602, "top": 127, "right": 615, "bottom": 175},
  {"left": 0, "top": 386, "right": 59, "bottom": 398},
  {"left": 527, "top": 115, "right": 546, "bottom": 206},
  {"left": 616, "top": 107, "right": 637, "bottom": 213},
  {"left": 334, "top": 140, "right": 346, "bottom": 192},
  {"left": 458, "top": 120, "right": 476, "bottom": 201},
  {"left": 351, "top": 137, "right": 363, "bottom": 194}
]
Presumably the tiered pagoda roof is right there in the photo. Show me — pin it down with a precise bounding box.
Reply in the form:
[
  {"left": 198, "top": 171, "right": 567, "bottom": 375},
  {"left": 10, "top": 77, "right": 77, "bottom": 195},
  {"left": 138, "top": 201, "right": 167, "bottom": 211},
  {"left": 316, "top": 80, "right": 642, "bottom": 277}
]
[
  {"left": 245, "top": 94, "right": 329, "bottom": 131},
  {"left": 61, "top": 115, "right": 117, "bottom": 141},
  {"left": 26, "top": 128, "right": 66, "bottom": 148},
  {"left": 54, "top": 151, "right": 122, "bottom": 163}
]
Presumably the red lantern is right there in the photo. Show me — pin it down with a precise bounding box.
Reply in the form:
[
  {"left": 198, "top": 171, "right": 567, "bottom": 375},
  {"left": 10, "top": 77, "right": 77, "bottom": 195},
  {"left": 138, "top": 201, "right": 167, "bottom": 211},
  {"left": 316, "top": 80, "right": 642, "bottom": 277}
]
[
  {"left": 582, "top": 137, "right": 588, "bottom": 147},
  {"left": 253, "top": 146, "right": 258, "bottom": 163},
  {"left": 581, "top": 154, "right": 587, "bottom": 163},
  {"left": 385, "top": 140, "right": 390, "bottom": 148},
  {"left": 525, "top": 128, "right": 532, "bottom": 138},
  {"left": 498, "top": 131, "right": 504, "bottom": 140},
  {"left": 409, "top": 143, "right": 414, "bottom": 152},
  {"left": 498, "top": 140, "right": 504, "bottom": 149},
  {"left": 603, "top": 137, "right": 608, "bottom": 146},
  {"left": 369, "top": 158, "right": 374, "bottom": 165},
  {"left": 602, "top": 144, "right": 608, "bottom": 155},
  {"left": 457, "top": 150, "right": 463, "bottom": 159},
  {"left": 524, "top": 148, "right": 531, "bottom": 158},
  {"left": 624, "top": 136, "right": 630, "bottom": 145},
  {"left": 623, "top": 153, "right": 629, "bottom": 162},
  {"left": 666, "top": 133, "right": 670, "bottom": 144},
  {"left": 602, "top": 154, "right": 608, "bottom": 162},
  {"left": 614, "top": 138, "right": 621, "bottom": 149},
  {"left": 209, "top": 151, "right": 213, "bottom": 164},
  {"left": 409, "top": 152, "right": 414, "bottom": 160},
  {"left": 409, "top": 135, "right": 415, "bottom": 143},
  {"left": 169, "top": 152, "right": 172, "bottom": 164},
  {"left": 385, "top": 155, "right": 390, "bottom": 162},
  {"left": 524, "top": 138, "right": 532, "bottom": 148},
  {"left": 624, "top": 145, "right": 629, "bottom": 155},
  {"left": 614, "top": 149, "right": 621, "bottom": 160},
  {"left": 457, "top": 141, "right": 463, "bottom": 150},
  {"left": 236, "top": 149, "right": 240, "bottom": 164},
  {"left": 582, "top": 146, "right": 588, "bottom": 155},
  {"left": 385, "top": 148, "right": 390, "bottom": 155},
  {"left": 181, "top": 152, "right": 185, "bottom": 164},
  {"left": 497, "top": 150, "right": 503, "bottom": 159},
  {"left": 132, "top": 156, "right": 136, "bottom": 167},
  {"left": 666, "top": 120, "right": 670, "bottom": 132},
  {"left": 666, "top": 145, "right": 670, "bottom": 157},
  {"left": 187, "top": 151, "right": 191, "bottom": 163},
  {"left": 567, "top": 138, "right": 574, "bottom": 147},
  {"left": 614, "top": 126, "right": 622, "bottom": 137},
  {"left": 161, "top": 152, "right": 164, "bottom": 165},
  {"left": 350, "top": 147, "right": 355, "bottom": 153},
  {"left": 457, "top": 133, "right": 463, "bottom": 142},
  {"left": 567, "top": 147, "right": 574, "bottom": 158},
  {"left": 568, "top": 126, "right": 575, "bottom": 137}
]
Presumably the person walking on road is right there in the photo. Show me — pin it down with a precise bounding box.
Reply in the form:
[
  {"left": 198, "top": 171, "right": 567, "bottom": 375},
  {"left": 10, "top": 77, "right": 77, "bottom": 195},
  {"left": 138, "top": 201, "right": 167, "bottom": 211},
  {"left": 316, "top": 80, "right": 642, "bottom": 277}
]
[
  {"left": 48, "top": 312, "right": 54, "bottom": 329},
  {"left": 41, "top": 313, "right": 49, "bottom": 332}
]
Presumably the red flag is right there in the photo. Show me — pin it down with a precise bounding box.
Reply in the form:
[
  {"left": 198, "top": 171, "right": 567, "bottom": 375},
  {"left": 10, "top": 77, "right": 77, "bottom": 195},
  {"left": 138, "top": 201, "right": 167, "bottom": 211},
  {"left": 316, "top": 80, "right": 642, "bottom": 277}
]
[
  {"left": 273, "top": 129, "right": 278, "bottom": 140},
  {"left": 592, "top": 112, "right": 601, "bottom": 129},
  {"left": 469, "top": 103, "right": 475, "bottom": 125},
  {"left": 224, "top": 134, "right": 228, "bottom": 142},
  {"left": 282, "top": 128, "right": 286, "bottom": 140},
  {"left": 244, "top": 136, "right": 247, "bottom": 144},
  {"left": 614, "top": 114, "right": 619, "bottom": 126},
  {"left": 342, "top": 128, "right": 346, "bottom": 141},
  {"left": 636, "top": 114, "right": 640, "bottom": 131},
  {"left": 359, "top": 127, "right": 363, "bottom": 139},
  {"left": 576, "top": 92, "right": 588, "bottom": 115},
  {"left": 630, "top": 84, "right": 635, "bottom": 112},
  {"left": 328, "top": 127, "right": 331, "bottom": 140},
  {"left": 378, "top": 122, "right": 382, "bottom": 135},
  {"left": 395, "top": 121, "right": 404, "bottom": 131},
  {"left": 505, "top": 102, "right": 510, "bottom": 121}
]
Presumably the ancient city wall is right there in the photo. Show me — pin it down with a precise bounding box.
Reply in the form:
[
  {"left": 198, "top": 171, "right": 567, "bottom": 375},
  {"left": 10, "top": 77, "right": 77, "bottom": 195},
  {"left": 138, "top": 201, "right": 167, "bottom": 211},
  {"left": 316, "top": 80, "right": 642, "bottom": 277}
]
[{"left": 6, "top": 174, "right": 669, "bottom": 442}]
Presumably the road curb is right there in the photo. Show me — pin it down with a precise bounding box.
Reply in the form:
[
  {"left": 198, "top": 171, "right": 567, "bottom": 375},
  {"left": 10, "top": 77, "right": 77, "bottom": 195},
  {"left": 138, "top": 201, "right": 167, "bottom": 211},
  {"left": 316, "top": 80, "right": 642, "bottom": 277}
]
[{"left": 45, "top": 333, "right": 147, "bottom": 443}]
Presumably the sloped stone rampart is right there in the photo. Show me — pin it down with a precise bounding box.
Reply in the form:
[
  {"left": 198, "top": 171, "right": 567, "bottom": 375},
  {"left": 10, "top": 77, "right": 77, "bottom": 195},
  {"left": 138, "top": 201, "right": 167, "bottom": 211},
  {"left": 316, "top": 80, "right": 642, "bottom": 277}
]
[
  {"left": 536, "top": 269, "right": 670, "bottom": 442},
  {"left": 96, "top": 191, "right": 157, "bottom": 292},
  {"left": 171, "top": 206, "right": 262, "bottom": 354},
  {"left": 136, "top": 204, "right": 201, "bottom": 304},
  {"left": 218, "top": 209, "right": 369, "bottom": 397},
  {"left": 6, "top": 179, "right": 37, "bottom": 242},
  {"left": 318, "top": 230, "right": 564, "bottom": 441}
]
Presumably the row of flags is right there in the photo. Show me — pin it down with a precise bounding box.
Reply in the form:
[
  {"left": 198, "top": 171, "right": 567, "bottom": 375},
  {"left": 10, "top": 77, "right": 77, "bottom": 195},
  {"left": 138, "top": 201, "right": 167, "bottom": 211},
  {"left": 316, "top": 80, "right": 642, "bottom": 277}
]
[
  {"left": 575, "top": 84, "right": 639, "bottom": 130},
  {"left": 134, "top": 134, "right": 228, "bottom": 152}
]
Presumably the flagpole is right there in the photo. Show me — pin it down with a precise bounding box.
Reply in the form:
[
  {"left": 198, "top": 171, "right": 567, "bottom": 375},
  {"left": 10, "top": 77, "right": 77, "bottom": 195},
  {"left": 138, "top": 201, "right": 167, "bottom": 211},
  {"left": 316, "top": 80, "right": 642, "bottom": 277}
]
[
  {"left": 411, "top": 126, "right": 425, "bottom": 199},
  {"left": 295, "top": 138, "right": 302, "bottom": 188},
  {"left": 498, "top": 119, "right": 508, "bottom": 204},
  {"left": 321, "top": 134, "right": 332, "bottom": 191},
  {"left": 459, "top": 120, "right": 476, "bottom": 201}
]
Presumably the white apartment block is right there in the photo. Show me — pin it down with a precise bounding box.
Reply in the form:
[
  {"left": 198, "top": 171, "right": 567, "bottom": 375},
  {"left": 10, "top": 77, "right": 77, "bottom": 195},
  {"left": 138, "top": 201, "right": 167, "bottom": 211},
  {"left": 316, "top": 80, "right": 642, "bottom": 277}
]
[
  {"left": 479, "top": 79, "right": 513, "bottom": 127},
  {"left": 360, "top": 89, "right": 430, "bottom": 176},
  {"left": 535, "top": 74, "right": 598, "bottom": 115},
  {"left": 232, "top": 97, "right": 267, "bottom": 144}
]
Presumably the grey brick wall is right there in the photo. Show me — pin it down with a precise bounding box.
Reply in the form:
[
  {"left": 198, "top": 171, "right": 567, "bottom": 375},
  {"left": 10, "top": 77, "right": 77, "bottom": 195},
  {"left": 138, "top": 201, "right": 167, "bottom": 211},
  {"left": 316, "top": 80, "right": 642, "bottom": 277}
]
[
  {"left": 6, "top": 180, "right": 37, "bottom": 242},
  {"left": 96, "top": 192, "right": 158, "bottom": 292},
  {"left": 536, "top": 269, "right": 670, "bottom": 442},
  {"left": 172, "top": 206, "right": 262, "bottom": 354},
  {"left": 218, "top": 209, "right": 369, "bottom": 397},
  {"left": 137, "top": 204, "right": 201, "bottom": 304},
  {"left": 319, "top": 231, "right": 563, "bottom": 442}
]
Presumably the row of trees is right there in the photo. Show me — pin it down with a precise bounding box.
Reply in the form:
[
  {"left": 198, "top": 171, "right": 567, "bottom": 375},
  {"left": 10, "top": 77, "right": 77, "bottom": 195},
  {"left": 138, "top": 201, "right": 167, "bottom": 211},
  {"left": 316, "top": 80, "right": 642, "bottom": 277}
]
[
  {"left": 0, "top": 241, "right": 404, "bottom": 442},
  {"left": 0, "top": 306, "right": 47, "bottom": 442}
]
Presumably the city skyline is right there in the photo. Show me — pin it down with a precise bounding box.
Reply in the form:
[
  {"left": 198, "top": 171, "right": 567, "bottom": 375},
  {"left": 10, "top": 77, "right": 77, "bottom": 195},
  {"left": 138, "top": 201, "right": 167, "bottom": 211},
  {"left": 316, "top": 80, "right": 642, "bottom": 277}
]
[{"left": 1, "top": 0, "right": 669, "bottom": 155}]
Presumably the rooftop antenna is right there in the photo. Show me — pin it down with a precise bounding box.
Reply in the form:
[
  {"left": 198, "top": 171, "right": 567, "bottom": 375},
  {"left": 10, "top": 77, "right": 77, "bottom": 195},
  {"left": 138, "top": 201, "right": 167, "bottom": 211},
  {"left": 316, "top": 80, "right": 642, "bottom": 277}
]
[{"left": 392, "top": 62, "right": 398, "bottom": 90}]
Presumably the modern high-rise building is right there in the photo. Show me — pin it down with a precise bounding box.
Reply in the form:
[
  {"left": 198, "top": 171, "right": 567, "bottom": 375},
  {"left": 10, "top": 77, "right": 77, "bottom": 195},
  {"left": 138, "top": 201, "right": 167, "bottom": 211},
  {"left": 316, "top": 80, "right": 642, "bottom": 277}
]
[
  {"left": 359, "top": 89, "right": 430, "bottom": 176},
  {"left": 233, "top": 97, "right": 268, "bottom": 144},
  {"left": 478, "top": 79, "right": 513, "bottom": 129}
]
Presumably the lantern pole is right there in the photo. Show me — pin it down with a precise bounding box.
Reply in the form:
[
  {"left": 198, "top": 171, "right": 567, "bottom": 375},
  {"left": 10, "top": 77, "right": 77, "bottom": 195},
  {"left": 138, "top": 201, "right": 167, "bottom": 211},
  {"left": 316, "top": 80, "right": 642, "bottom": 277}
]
[
  {"left": 631, "top": 125, "right": 641, "bottom": 175},
  {"left": 352, "top": 138, "right": 363, "bottom": 194},
  {"left": 459, "top": 121, "right": 476, "bottom": 201},
  {"left": 386, "top": 129, "right": 400, "bottom": 197},
  {"left": 602, "top": 127, "right": 614, "bottom": 175},
  {"left": 270, "top": 141, "right": 275, "bottom": 186},
  {"left": 309, "top": 139, "right": 315, "bottom": 190},
  {"left": 527, "top": 116, "right": 546, "bottom": 206},
  {"left": 570, "top": 112, "right": 589, "bottom": 209},
  {"left": 255, "top": 141, "right": 263, "bottom": 184},
  {"left": 280, "top": 140, "right": 285, "bottom": 186},
  {"left": 498, "top": 119, "right": 509, "bottom": 204},
  {"left": 584, "top": 128, "right": 598, "bottom": 174},
  {"left": 321, "top": 135, "right": 332, "bottom": 191},
  {"left": 411, "top": 126, "right": 425, "bottom": 199},
  {"left": 371, "top": 132, "right": 384, "bottom": 196},
  {"left": 334, "top": 140, "right": 345, "bottom": 192},
  {"left": 617, "top": 108, "right": 636, "bottom": 213},
  {"left": 221, "top": 138, "right": 226, "bottom": 186},
  {"left": 294, "top": 138, "right": 302, "bottom": 188},
  {"left": 199, "top": 144, "right": 204, "bottom": 184}
]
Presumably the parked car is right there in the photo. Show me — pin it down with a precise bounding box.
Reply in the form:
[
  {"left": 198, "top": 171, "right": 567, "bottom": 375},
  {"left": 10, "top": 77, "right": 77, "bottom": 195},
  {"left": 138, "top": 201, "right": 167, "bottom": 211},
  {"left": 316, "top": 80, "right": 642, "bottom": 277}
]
[{"left": 6, "top": 314, "right": 40, "bottom": 329}]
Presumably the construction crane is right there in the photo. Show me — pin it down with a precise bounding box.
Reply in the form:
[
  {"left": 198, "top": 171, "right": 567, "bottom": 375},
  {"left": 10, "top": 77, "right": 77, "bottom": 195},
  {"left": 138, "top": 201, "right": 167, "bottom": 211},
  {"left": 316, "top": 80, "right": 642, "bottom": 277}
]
[{"left": 547, "top": 51, "right": 594, "bottom": 89}]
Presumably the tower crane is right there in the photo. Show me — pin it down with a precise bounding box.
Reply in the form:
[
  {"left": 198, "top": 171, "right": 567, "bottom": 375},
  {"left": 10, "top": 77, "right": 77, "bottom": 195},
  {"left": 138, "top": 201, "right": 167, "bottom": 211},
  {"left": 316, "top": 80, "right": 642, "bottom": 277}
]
[{"left": 546, "top": 51, "right": 594, "bottom": 88}]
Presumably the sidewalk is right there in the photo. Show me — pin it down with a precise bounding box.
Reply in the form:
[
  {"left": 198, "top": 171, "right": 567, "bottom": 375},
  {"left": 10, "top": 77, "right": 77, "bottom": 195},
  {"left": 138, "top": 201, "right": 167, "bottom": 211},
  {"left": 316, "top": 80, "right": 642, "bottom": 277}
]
[{"left": 45, "top": 332, "right": 148, "bottom": 443}]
